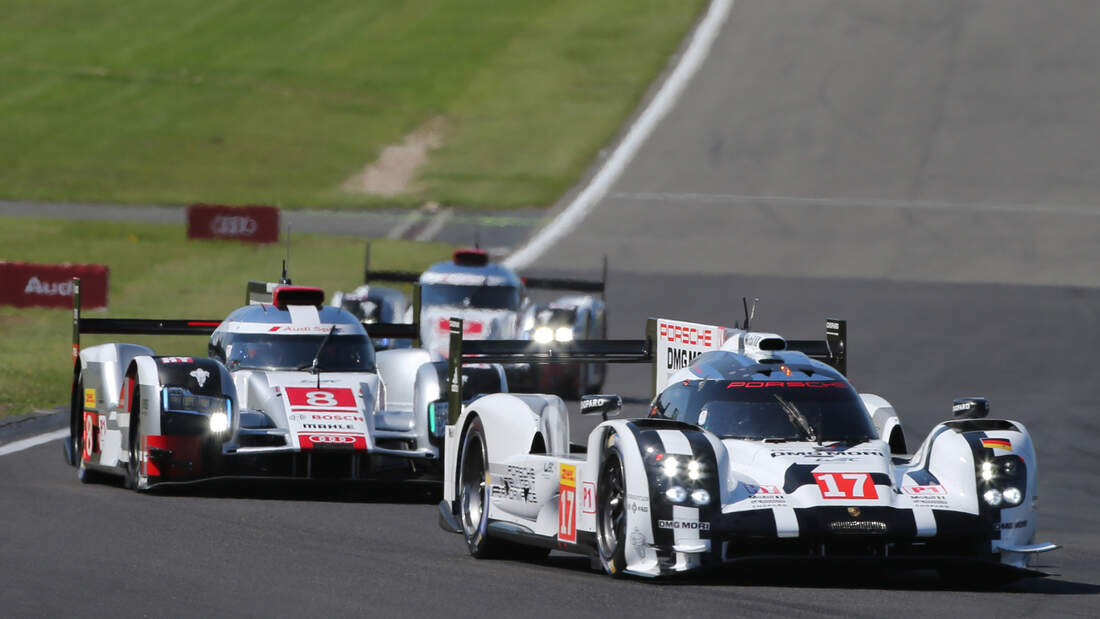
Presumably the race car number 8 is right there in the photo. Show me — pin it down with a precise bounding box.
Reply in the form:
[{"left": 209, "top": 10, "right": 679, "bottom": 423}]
[{"left": 305, "top": 391, "right": 338, "bottom": 407}]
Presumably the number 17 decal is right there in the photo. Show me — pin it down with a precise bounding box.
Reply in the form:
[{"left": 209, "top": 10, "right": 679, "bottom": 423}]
[
  {"left": 559, "top": 464, "right": 577, "bottom": 543},
  {"left": 813, "top": 472, "right": 878, "bottom": 499}
]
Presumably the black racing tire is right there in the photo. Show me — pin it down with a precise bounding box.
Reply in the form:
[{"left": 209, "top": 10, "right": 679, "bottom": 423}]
[
  {"left": 595, "top": 432, "right": 628, "bottom": 577},
  {"left": 457, "top": 417, "right": 550, "bottom": 561},
  {"left": 125, "top": 388, "right": 143, "bottom": 491},
  {"left": 67, "top": 373, "right": 84, "bottom": 467},
  {"left": 458, "top": 417, "right": 499, "bottom": 558}
]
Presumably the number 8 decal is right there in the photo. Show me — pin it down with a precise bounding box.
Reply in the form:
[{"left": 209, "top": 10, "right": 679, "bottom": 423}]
[{"left": 306, "top": 391, "right": 338, "bottom": 407}]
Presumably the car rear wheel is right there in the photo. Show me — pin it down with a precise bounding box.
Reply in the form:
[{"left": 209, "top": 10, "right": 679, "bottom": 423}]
[
  {"left": 125, "top": 389, "right": 144, "bottom": 491},
  {"left": 596, "top": 433, "right": 628, "bottom": 577}
]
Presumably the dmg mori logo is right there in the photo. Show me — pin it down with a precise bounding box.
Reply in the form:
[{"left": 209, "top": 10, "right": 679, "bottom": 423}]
[
  {"left": 210, "top": 215, "right": 258, "bottom": 236},
  {"left": 307, "top": 435, "right": 355, "bottom": 444}
]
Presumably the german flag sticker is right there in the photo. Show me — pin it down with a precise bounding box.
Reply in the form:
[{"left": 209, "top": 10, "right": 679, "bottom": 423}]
[{"left": 981, "top": 438, "right": 1012, "bottom": 451}]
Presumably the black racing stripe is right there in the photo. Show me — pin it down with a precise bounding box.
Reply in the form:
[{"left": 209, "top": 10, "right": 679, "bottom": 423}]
[
  {"left": 783, "top": 463, "right": 818, "bottom": 494},
  {"left": 680, "top": 431, "right": 722, "bottom": 538},
  {"left": 955, "top": 431, "right": 1001, "bottom": 543},
  {"left": 622, "top": 424, "right": 676, "bottom": 549}
]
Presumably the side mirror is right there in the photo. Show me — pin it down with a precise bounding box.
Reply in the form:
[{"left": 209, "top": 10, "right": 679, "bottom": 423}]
[
  {"left": 580, "top": 394, "right": 622, "bottom": 420},
  {"left": 952, "top": 397, "right": 989, "bottom": 419}
]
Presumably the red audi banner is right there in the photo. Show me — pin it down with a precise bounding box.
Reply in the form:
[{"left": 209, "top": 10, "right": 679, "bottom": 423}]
[
  {"left": 0, "top": 262, "right": 109, "bottom": 309},
  {"left": 187, "top": 204, "right": 280, "bottom": 243}
]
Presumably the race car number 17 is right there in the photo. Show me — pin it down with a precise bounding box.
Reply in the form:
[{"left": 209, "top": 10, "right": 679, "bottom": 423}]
[{"left": 559, "top": 464, "right": 577, "bottom": 543}]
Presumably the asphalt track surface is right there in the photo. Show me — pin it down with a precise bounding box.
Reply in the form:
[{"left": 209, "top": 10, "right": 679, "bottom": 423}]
[{"left": 3, "top": 1, "right": 1100, "bottom": 616}]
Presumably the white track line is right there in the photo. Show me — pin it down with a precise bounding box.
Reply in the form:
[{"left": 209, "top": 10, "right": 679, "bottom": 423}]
[
  {"left": 503, "top": 0, "right": 734, "bottom": 269},
  {"left": 0, "top": 428, "right": 67, "bottom": 457},
  {"left": 415, "top": 207, "right": 455, "bottom": 242},
  {"left": 385, "top": 207, "right": 425, "bottom": 239}
]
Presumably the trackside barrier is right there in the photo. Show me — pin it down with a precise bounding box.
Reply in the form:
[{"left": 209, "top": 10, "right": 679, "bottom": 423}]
[
  {"left": 187, "top": 204, "right": 280, "bottom": 243},
  {"left": 0, "top": 262, "right": 108, "bottom": 310}
]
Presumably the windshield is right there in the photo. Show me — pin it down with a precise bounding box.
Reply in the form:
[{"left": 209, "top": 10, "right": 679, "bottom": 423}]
[
  {"left": 421, "top": 284, "right": 521, "bottom": 311},
  {"left": 212, "top": 333, "right": 376, "bottom": 372},
  {"left": 652, "top": 380, "right": 876, "bottom": 442}
]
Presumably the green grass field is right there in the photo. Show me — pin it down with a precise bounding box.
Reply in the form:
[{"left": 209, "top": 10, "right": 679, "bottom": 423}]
[
  {"left": 0, "top": 218, "right": 452, "bottom": 417},
  {"left": 0, "top": 0, "right": 705, "bottom": 210}
]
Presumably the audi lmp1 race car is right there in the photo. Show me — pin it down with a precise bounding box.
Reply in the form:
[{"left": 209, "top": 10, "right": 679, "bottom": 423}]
[
  {"left": 436, "top": 316, "right": 1059, "bottom": 581},
  {"left": 331, "top": 245, "right": 608, "bottom": 397},
  {"left": 64, "top": 277, "right": 488, "bottom": 489}
]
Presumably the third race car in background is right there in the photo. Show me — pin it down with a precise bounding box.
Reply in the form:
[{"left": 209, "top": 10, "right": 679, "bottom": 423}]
[
  {"left": 435, "top": 315, "right": 1059, "bottom": 583},
  {"left": 330, "top": 243, "right": 608, "bottom": 398}
]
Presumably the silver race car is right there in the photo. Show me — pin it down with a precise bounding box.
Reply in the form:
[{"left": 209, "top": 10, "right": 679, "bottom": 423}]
[
  {"left": 333, "top": 245, "right": 607, "bottom": 396},
  {"left": 63, "top": 278, "right": 491, "bottom": 489},
  {"left": 436, "top": 316, "right": 1059, "bottom": 582}
]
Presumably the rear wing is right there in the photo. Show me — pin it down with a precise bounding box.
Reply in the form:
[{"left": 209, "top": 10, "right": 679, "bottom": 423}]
[
  {"left": 444, "top": 317, "right": 651, "bottom": 425},
  {"left": 362, "top": 241, "right": 608, "bottom": 296},
  {"left": 71, "top": 277, "right": 418, "bottom": 364},
  {"left": 442, "top": 315, "right": 848, "bottom": 423},
  {"left": 247, "top": 279, "right": 419, "bottom": 344},
  {"left": 648, "top": 317, "right": 847, "bottom": 394}
]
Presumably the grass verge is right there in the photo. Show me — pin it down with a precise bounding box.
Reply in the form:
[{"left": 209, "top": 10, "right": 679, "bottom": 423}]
[
  {"left": 0, "top": 217, "right": 451, "bottom": 417},
  {"left": 0, "top": 0, "right": 706, "bottom": 210}
]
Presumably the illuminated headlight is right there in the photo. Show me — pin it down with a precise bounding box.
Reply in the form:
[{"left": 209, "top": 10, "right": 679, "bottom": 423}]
[
  {"left": 554, "top": 327, "right": 574, "bottom": 342},
  {"left": 1001, "top": 459, "right": 1019, "bottom": 476},
  {"left": 980, "top": 461, "right": 995, "bottom": 481},
  {"left": 690, "top": 488, "right": 711, "bottom": 506},
  {"left": 533, "top": 327, "right": 554, "bottom": 344},
  {"left": 662, "top": 456, "right": 680, "bottom": 478},
  {"left": 983, "top": 488, "right": 1003, "bottom": 507},
  {"left": 687, "top": 459, "right": 701, "bottom": 481},
  {"left": 665, "top": 486, "right": 688, "bottom": 503},
  {"left": 1002, "top": 486, "right": 1022, "bottom": 506},
  {"left": 209, "top": 412, "right": 229, "bottom": 433}
]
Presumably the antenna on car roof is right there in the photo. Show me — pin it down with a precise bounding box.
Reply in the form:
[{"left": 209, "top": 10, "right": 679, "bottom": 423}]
[
  {"left": 473, "top": 229, "right": 481, "bottom": 250},
  {"left": 280, "top": 224, "right": 292, "bottom": 285},
  {"left": 742, "top": 297, "right": 758, "bottom": 330}
]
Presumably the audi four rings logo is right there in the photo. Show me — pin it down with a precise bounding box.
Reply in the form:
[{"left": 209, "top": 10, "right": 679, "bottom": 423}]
[
  {"left": 210, "top": 215, "right": 258, "bottom": 236},
  {"left": 307, "top": 435, "right": 356, "bottom": 444}
]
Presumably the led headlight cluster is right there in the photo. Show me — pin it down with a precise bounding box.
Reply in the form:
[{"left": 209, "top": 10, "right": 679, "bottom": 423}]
[
  {"left": 162, "top": 387, "right": 232, "bottom": 434},
  {"left": 532, "top": 326, "right": 574, "bottom": 344},
  {"left": 655, "top": 454, "right": 710, "bottom": 506},
  {"left": 978, "top": 455, "right": 1026, "bottom": 508}
]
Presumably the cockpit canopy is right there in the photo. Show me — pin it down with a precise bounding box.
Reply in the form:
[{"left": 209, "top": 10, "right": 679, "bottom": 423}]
[
  {"left": 651, "top": 379, "right": 877, "bottom": 442},
  {"left": 209, "top": 305, "right": 376, "bottom": 372}
]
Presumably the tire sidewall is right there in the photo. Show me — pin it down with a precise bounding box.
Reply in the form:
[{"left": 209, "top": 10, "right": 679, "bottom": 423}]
[
  {"left": 459, "top": 417, "right": 493, "bottom": 557},
  {"left": 596, "top": 433, "right": 628, "bottom": 577}
]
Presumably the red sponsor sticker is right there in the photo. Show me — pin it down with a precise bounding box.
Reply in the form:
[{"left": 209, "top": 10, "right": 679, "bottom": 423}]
[
  {"left": 903, "top": 485, "right": 946, "bottom": 495},
  {"left": 285, "top": 387, "right": 357, "bottom": 409},
  {"left": 582, "top": 481, "right": 596, "bottom": 514},
  {"left": 297, "top": 434, "right": 367, "bottom": 449},
  {"left": 658, "top": 321, "right": 718, "bottom": 347},
  {"left": 813, "top": 472, "right": 878, "bottom": 500}
]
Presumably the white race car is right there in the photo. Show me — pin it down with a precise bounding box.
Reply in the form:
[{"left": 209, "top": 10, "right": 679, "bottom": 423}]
[
  {"left": 65, "top": 278, "right": 484, "bottom": 489},
  {"left": 436, "top": 316, "right": 1059, "bottom": 582}
]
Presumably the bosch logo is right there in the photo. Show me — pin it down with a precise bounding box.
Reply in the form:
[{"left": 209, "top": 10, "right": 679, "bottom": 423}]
[
  {"left": 210, "top": 215, "right": 258, "bottom": 237},
  {"left": 307, "top": 435, "right": 356, "bottom": 444},
  {"left": 659, "top": 322, "right": 714, "bottom": 347}
]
